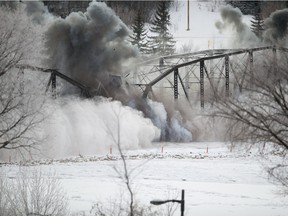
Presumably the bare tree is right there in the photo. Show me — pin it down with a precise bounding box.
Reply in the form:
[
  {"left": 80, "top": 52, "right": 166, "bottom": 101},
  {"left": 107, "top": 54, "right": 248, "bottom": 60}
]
[
  {"left": 105, "top": 104, "right": 135, "bottom": 216},
  {"left": 0, "top": 168, "right": 68, "bottom": 216},
  {"left": 0, "top": 70, "right": 47, "bottom": 156},
  {"left": 101, "top": 102, "right": 159, "bottom": 216},
  {"left": 211, "top": 51, "right": 288, "bottom": 187},
  {"left": 0, "top": 3, "right": 47, "bottom": 158}
]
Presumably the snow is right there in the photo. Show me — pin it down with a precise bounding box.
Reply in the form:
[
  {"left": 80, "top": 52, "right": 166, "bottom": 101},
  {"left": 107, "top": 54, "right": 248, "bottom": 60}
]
[
  {"left": 1, "top": 1, "right": 287, "bottom": 216},
  {"left": 170, "top": 1, "right": 253, "bottom": 51},
  {"left": 1, "top": 142, "right": 287, "bottom": 215}
]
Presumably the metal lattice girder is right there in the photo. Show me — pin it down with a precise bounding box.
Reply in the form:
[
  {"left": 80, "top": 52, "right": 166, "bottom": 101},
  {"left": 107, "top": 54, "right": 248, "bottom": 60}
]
[
  {"left": 51, "top": 73, "right": 57, "bottom": 98},
  {"left": 209, "top": 57, "right": 225, "bottom": 77},
  {"left": 16, "top": 64, "right": 91, "bottom": 98},
  {"left": 141, "top": 47, "right": 279, "bottom": 107},
  {"left": 174, "top": 69, "right": 179, "bottom": 100},
  {"left": 225, "top": 55, "right": 229, "bottom": 97},
  {"left": 248, "top": 51, "right": 253, "bottom": 90},
  {"left": 178, "top": 72, "right": 190, "bottom": 102},
  {"left": 15, "top": 47, "right": 288, "bottom": 108},
  {"left": 200, "top": 60, "right": 204, "bottom": 108}
]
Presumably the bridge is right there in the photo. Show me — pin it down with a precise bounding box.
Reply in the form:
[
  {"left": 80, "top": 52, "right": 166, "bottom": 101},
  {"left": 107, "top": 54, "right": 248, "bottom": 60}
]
[
  {"left": 17, "top": 46, "right": 288, "bottom": 108},
  {"left": 131, "top": 46, "right": 288, "bottom": 108},
  {"left": 16, "top": 64, "right": 103, "bottom": 98}
]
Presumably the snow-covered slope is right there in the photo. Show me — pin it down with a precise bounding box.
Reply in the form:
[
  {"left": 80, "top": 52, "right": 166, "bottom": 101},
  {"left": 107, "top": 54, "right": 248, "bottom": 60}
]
[{"left": 169, "top": 1, "right": 253, "bottom": 52}]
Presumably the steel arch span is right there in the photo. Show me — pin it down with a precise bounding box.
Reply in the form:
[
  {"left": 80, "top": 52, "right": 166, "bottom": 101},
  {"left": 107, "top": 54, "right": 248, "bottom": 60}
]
[
  {"left": 130, "top": 46, "right": 288, "bottom": 108},
  {"left": 16, "top": 46, "right": 288, "bottom": 108}
]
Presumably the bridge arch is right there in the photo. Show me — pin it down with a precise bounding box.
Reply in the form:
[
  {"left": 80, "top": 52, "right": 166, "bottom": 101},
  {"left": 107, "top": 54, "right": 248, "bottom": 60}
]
[{"left": 133, "top": 46, "right": 288, "bottom": 108}]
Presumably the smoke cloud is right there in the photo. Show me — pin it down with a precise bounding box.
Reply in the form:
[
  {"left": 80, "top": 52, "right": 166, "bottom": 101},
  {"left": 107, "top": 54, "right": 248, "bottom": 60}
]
[
  {"left": 263, "top": 9, "right": 288, "bottom": 46},
  {"left": 25, "top": 1, "right": 52, "bottom": 25},
  {"left": 40, "top": 0, "right": 192, "bottom": 143},
  {"left": 216, "top": 5, "right": 288, "bottom": 48},
  {"left": 215, "top": 5, "right": 260, "bottom": 48},
  {"left": 147, "top": 100, "right": 192, "bottom": 142},
  {"left": 40, "top": 97, "right": 160, "bottom": 159},
  {"left": 12, "top": 0, "right": 193, "bottom": 158},
  {"left": 44, "top": 1, "right": 137, "bottom": 97}
]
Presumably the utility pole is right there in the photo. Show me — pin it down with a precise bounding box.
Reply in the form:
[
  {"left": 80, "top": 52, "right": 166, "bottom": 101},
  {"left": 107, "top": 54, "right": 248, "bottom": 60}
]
[{"left": 187, "top": 0, "right": 190, "bottom": 31}]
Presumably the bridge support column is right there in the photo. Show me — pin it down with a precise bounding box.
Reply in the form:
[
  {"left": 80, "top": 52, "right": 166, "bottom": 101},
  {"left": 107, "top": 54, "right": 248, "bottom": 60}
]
[
  {"left": 225, "top": 55, "right": 229, "bottom": 97},
  {"left": 249, "top": 51, "right": 253, "bottom": 90},
  {"left": 51, "top": 72, "right": 56, "bottom": 98},
  {"left": 200, "top": 60, "right": 204, "bottom": 108},
  {"left": 174, "top": 68, "right": 178, "bottom": 100}
]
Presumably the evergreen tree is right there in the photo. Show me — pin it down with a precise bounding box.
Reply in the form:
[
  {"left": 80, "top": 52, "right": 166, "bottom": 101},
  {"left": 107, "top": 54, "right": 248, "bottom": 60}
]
[
  {"left": 148, "top": 1, "right": 175, "bottom": 56},
  {"left": 129, "top": 11, "right": 148, "bottom": 53},
  {"left": 250, "top": 3, "right": 264, "bottom": 39},
  {"left": 226, "top": 1, "right": 260, "bottom": 16},
  {"left": 251, "top": 13, "right": 264, "bottom": 39}
]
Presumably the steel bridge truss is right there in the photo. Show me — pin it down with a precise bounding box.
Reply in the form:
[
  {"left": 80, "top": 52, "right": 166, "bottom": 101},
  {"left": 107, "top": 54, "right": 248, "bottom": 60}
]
[
  {"left": 132, "top": 46, "right": 288, "bottom": 108},
  {"left": 16, "top": 65, "right": 92, "bottom": 98}
]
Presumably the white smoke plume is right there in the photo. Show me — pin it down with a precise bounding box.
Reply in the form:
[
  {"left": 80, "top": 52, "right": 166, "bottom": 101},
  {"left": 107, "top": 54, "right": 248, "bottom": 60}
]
[
  {"left": 169, "top": 111, "right": 192, "bottom": 142},
  {"left": 216, "top": 5, "right": 288, "bottom": 48},
  {"left": 215, "top": 5, "right": 260, "bottom": 48},
  {"left": 41, "top": 97, "right": 161, "bottom": 159},
  {"left": 147, "top": 100, "right": 192, "bottom": 142},
  {"left": 0, "top": 96, "right": 161, "bottom": 161}
]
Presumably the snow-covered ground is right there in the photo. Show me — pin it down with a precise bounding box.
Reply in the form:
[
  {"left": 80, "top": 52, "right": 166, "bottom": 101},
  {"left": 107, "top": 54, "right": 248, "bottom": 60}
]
[
  {"left": 1, "top": 142, "right": 287, "bottom": 215},
  {"left": 1, "top": 2, "right": 287, "bottom": 216}
]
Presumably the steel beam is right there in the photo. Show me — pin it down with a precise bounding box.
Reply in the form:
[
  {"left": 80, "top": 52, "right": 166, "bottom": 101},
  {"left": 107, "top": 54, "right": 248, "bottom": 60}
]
[
  {"left": 51, "top": 72, "right": 56, "bottom": 98},
  {"left": 143, "top": 85, "right": 151, "bottom": 98},
  {"left": 200, "top": 60, "right": 204, "bottom": 108},
  {"left": 17, "top": 64, "right": 91, "bottom": 96},
  {"left": 178, "top": 73, "right": 190, "bottom": 102},
  {"left": 249, "top": 51, "right": 253, "bottom": 90},
  {"left": 225, "top": 55, "right": 229, "bottom": 97},
  {"left": 142, "top": 47, "right": 274, "bottom": 98},
  {"left": 174, "top": 68, "right": 179, "bottom": 100}
]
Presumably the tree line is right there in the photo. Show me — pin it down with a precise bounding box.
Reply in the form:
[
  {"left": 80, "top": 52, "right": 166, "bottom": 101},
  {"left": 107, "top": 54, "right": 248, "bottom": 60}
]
[
  {"left": 129, "top": 1, "right": 175, "bottom": 56},
  {"left": 227, "top": 1, "right": 288, "bottom": 40},
  {"left": 43, "top": 0, "right": 176, "bottom": 56}
]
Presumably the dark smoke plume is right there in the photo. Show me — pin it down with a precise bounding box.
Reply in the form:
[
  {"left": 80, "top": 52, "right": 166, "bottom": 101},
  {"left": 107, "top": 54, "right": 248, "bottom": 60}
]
[
  {"left": 215, "top": 5, "right": 260, "bottom": 48},
  {"left": 263, "top": 9, "right": 288, "bottom": 46},
  {"left": 44, "top": 1, "right": 138, "bottom": 96},
  {"left": 25, "top": 0, "right": 192, "bottom": 142}
]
